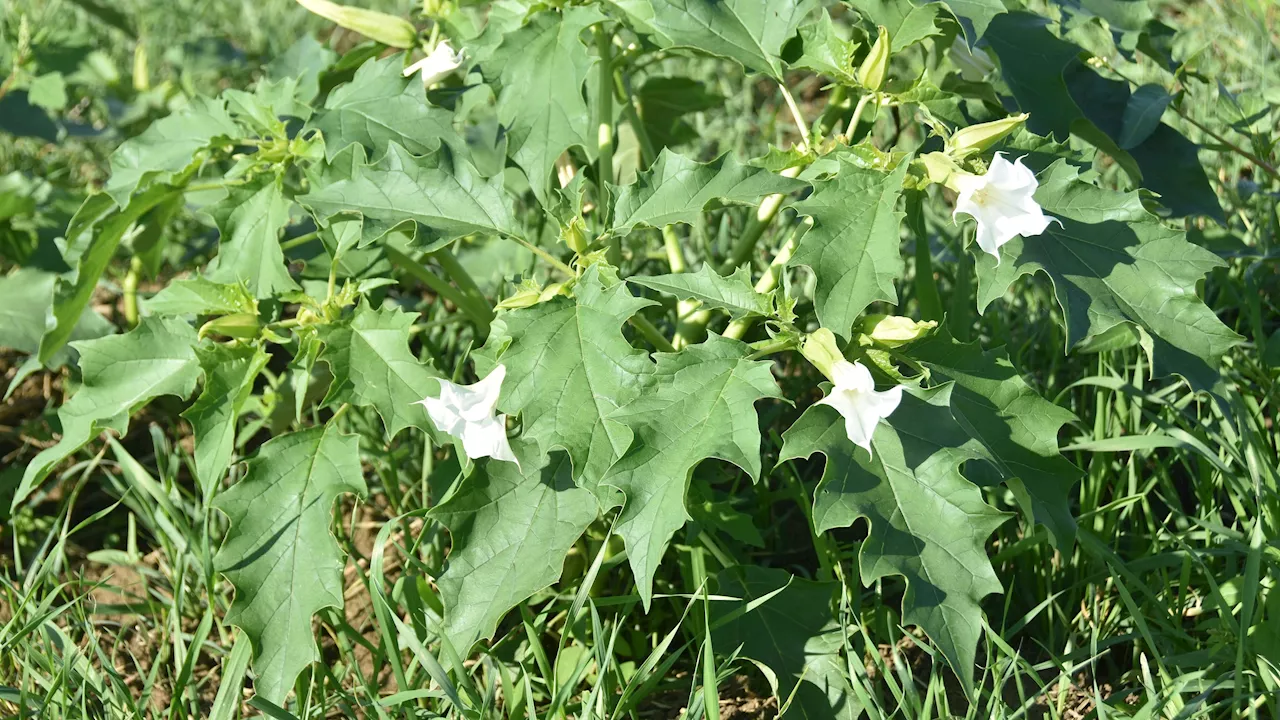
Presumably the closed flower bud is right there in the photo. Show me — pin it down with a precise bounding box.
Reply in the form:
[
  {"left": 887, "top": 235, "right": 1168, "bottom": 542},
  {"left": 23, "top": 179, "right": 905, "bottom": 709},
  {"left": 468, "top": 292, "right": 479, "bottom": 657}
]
[
  {"left": 946, "top": 114, "right": 1028, "bottom": 159},
  {"left": 861, "top": 314, "right": 937, "bottom": 348},
  {"left": 560, "top": 216, "right": 590, "bottom": 255},
  {"left": 199, "top": 313, "right": 259, "bottom": 340},
  {"left": 857, "top": 26, "right": 890, "bottom": 92},
  {"left": 295, "top": 0, "right": 417, "bottom": 48},
  {"left": 800, "top": 328, "right": 846, "bottom": 383}
]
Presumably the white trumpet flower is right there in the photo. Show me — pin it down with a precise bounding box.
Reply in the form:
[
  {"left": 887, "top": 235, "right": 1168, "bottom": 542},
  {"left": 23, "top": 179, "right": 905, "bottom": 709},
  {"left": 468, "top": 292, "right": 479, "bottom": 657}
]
[
  {"left": 403, "top": 41, "right": 465, "bottom": 87},
  {"left": 416, "top": 365, "right": 518, "bottom": 465},
  {"left": 817, "top": 359, "right": 902, "bottom": 457},
  {"left": 952, "top": 153, "right": 1059, "bottom": 264}
]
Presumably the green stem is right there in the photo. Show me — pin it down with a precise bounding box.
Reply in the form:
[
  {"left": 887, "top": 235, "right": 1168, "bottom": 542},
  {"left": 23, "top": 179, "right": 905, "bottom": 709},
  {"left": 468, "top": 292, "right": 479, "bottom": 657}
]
[
  {"left": 722, "top": 221, "right": 805, "bottom": 341},
  {"left": 510, "top": 235, "right": 576, "bottom": 277},
  {"left": 616, "top": 71, "right": 657, "bottom": 168},
  {"left": 433, "top": 249, "right": 493, "bottom": 324},
  {"left": 718, "top": 163, "right": 803, "bottom": 275},
  {"left": 385, "top": 246, "right": 491, "bottom": 330},
  {"left": 596, "top": 27, "right": 618, "bottom": 262},
  {"left": 662, "top": 226, "right": 687, "bottom": 273},
  {"left": 746, "top": 334, "right": 797, "bottom": 360},
  {"left": 183, "top": 178, "right": 249, "bottom": 194},
  {"left": 279, "top": 231, "right": 321, "bottom": 251},
  {"left": 778, "top": 82, "right": 811, "bottom": 151},
  {"left": 629, "top": 314, "right": 676, "bottom": 353},
  {"left": 844, "top": 92, "right": 874, "bottom": 141}
]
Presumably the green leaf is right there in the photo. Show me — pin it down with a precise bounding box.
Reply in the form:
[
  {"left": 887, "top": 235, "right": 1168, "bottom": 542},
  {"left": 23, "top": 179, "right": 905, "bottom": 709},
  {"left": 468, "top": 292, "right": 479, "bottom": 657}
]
[
  {"left": 28, "top": 73, "right": 68, "bottom": 112},
  {"left": 38, "top": 187, "right": 179, "bottom": 366},
  {"left": 267, "top": 35, "right": 338, "bottom": 104},
  {"left": 205, "top": 178, "right": 300, "bottom": 299},
  {"left": 712, "top": 566, "right": 860, "bottom": 720},
  {"left": 182, "top": 343, "right": 269, "bottom": 495},
  {"left": 602, "top": 334, "right": 781, "bottom": 606},
  {"left": 941, "top": 0, "right": 1008, "bottom": 44},
  {"left": 846, "top": 0, "right": 946, "bottom": 50},
  {"left": 484, "top": 6, "right": 605, "bottom": 202},
  {"left": 610, "top": 149, "right": 808, "bottom": 233},
  {"left": 635, "top": 77, "right": 725, "bottom": 152},
  {"left": 0, "top": 268, "right": 112, "bottom": 364},
  {"left": 1118, "top": 84, "right": 1172, "bottom": 149},
  {"left": 14, "top": 317, "right": 201, "bottom": 510},
  {"left": 142, "top": 276, "right": 257, "bottom": 317},
  {"left": 641, "top": 0, "right": 820, "bottom": 78},
  {"left": 307, "top": 54, "right": 458, "bottom": 161},
  {"left": 476, "top": 265, "right": 656, "bottom": 488},
  {"left": 318, "top": 302, "right": 442, "bottom": 440},
  {"left": 225, "top": 77, "right": 313, "bottom": 135},
  {"left": 985, "top": 12, "right": 1221, "bottom": 220},
  {"left": 300, "top": 143, "right": 518, "bottom": 249},
  {"left": 430, "top": 446, "right": 599, "bottom": 654},
  {"left": 789, "top": 159, "right": 908, "bottom": 340},
  {"left": 105, "top": 98, "right": 241, "bottom": 206},
  {"left": 791, "top": 11, "right": 859, "bottom": 85},
  {"left": 975, "top": 161, "right": 1242, "bottom": 391},
  {"left": 214, "top": 421, "right": 366, "bottom": 704},
  {"left": 779, "top": 385, "right": 1007, "bottom": 690},
  {"left": 910, "top": 326, "right": 1080, "bottom": 550},
  {"left": 629, "top": 264, "right": 772, "bottom": 320}
]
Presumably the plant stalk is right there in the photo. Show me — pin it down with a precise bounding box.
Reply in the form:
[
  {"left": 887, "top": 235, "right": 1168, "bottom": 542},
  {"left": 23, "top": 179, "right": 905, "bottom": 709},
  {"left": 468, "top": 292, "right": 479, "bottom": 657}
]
[
  {"left": 385, "top": 246, "right": 491, "bottom": 332},
  {"left": 597, "top": 27, "right": 619, "bottom": 263},
  {"left": 723, "top": 221, "right": 805, "bottom": 341}
]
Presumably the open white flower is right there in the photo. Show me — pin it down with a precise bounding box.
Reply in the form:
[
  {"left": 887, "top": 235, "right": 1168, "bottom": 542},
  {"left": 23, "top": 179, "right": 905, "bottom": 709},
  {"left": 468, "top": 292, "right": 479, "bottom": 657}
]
[
  {"left": 952, "top": 153, "right": 1059, "bottom": 264},
  {"left": 402, "top": 41, "right": 465, "bottom": 88},
  {"left": 416, "top": 364, "right": 518, "bottom": 465},
  {"left": 818, "top": 359, "right": 902, "bottom": 456}
]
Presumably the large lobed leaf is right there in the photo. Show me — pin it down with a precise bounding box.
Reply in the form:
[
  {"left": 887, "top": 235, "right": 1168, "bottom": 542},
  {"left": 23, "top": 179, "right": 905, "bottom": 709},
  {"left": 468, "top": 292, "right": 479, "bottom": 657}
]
[
  {"left": 307, "top": 54, "right": 459, "bottom": 161},
  {"left": 214, "top": 421, "right": 366, "bottom": 704},
  {"left": 984, "top": 12, "right": 1221, "bottom": 220},
  {"left": 912, "top": 326, "right": 1081, "bottom": 551},
  {"left": 476, "top": 265, "right": 656, "bottom": 488},
  {"left": 484, "top": 6, "right": 605, "bottom": 203},
  {"left": 300, "top": 143, "right": 518, "bottom": 249},
  {"left": 780, "top": 385, "right": 1008, "bottom": 691},
  {"left": 319, "top": 302, "right": 442, "bottom": 440},
  {"left": 37, "top": 188, "right": 179, "bottom": 367},
  {"left": 610, "top": 149, "right": 808, "bottom": 234},
  {"left": 106, "top": 97, "right": 241, "bottom": 206},
  {"left": 603, "top": 334, "right": 781, "bottom": 606},
  {"left": 636, "top": 0, "right": 820, "bottom": 78},
  {"left": 790, "top": 158, "right": 908, "bottom": 340},
  {"left": 15, "top": 317, "right": 202, "bottom": 510},
  {"left": 629, "top": 264, "right": 772, "bottom": 321},
  {"left": 431, "top": 446, "right": 599, "bottom": 654},
  {"left": 182, "top": 343, "right": 270, "bottom": 496},
  {"left": 204, "top": 177, "right": 299, "bottom": 299},
  {"left": 976, "top": 160, "right": 1242, "bottom": 391}
]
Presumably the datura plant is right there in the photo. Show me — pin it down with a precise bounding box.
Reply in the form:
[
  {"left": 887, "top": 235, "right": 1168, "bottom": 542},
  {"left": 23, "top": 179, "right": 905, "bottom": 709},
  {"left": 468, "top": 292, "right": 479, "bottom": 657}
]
[{"left": 5, "top": 0, "right": 1242, "bottom": 711}]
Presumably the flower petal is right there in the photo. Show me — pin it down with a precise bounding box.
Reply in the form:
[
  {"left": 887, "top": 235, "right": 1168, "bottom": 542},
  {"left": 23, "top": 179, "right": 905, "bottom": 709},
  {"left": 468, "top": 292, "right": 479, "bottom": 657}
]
[
  {"left": 829, "top": 359, "right": 874, "bottom": 393},
  {"left": 472, "top": 364, "right": 507, "bottom": 414},
  {"left": 459, "top": 414, "right": 519, "bottom": 465},
  {"left": 818, "top": 389, "right": 878, "bottom": 454}
]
